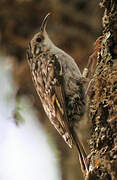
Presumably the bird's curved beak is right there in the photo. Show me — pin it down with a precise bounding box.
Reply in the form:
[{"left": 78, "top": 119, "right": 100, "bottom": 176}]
[{"left": 40, "top": 13, "right": 51, "bottom": 32}]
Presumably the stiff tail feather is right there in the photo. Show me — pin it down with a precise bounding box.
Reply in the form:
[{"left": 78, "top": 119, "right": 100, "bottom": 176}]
[{"left": 70, "top": 127, "right": 89, "bottom": 174}]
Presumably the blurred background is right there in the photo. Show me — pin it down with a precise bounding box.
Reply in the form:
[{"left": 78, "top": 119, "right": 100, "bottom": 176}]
[{"left": 0, "top": 0, "right": 102, "bottom": 179}]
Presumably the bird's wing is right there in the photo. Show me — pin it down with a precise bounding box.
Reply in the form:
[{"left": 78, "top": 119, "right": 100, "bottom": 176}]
[
  {"left": 45, "top": 54, "right": 73, "bottom": 148},
  {"left": 27, "top": 49, "right": 73, "bottom": 148}
]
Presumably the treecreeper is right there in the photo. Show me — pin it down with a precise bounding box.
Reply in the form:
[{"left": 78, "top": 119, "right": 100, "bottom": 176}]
[{"left": 26, "top": 13, "right": 90, "bottom": 176}]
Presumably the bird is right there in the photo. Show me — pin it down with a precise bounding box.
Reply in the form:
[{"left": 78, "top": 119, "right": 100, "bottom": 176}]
[{"left": 26, "top": 13, "right": 89, "bottom": 175}]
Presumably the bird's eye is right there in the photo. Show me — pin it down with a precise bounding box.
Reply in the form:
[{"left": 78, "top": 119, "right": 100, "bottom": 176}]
[{"left": 36, "top": 37, "right": 42, "bottom": 43}]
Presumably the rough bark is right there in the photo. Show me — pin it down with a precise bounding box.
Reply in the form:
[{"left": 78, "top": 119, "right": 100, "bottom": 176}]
[{"left": 87, "top": 0, "right": 117, "bottom": 179}]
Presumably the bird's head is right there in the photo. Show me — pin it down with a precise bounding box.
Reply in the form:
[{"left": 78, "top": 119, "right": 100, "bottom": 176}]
[{"left": 29, "top": 13, "right": 53, "bottom": 57}]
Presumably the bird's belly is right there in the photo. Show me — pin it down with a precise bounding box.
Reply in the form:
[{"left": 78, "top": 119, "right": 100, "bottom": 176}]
[{"left": 64, "top": 75, "right": 85, "bottom": 124}]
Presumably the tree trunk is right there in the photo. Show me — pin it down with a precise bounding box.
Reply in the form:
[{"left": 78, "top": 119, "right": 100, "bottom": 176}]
[{"left": 87, "top": 0, "right": 117, "bottom": 179}]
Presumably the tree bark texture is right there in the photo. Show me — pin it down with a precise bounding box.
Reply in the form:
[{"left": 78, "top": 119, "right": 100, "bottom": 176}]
[{"left": 87, "top": 0, "right": 117, "bottom": 179}]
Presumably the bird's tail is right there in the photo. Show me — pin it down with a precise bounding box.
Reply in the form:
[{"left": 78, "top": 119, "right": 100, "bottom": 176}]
[{"left": 70, "top": 127, "right": 89, "bottom": 174}]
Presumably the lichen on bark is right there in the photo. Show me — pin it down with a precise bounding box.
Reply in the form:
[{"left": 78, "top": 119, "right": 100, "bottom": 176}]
[{"left": 87, "top": 0, "right": 117, "bottom": 179}]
